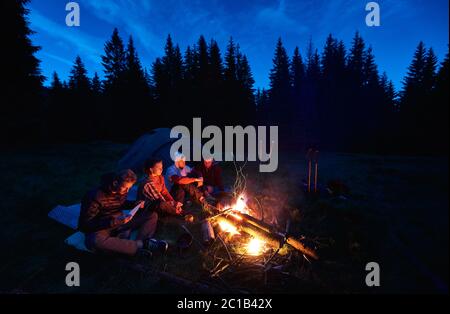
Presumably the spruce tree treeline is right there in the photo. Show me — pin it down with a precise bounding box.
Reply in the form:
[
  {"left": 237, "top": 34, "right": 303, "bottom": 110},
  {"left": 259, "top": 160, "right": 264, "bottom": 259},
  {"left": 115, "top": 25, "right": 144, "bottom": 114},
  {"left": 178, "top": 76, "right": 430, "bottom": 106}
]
[
  {"left": 261, "top": 34, "right": 448, "bottom": 153},
  {"left": 5, "top": 0, "right": 449, "bottom": 154}
]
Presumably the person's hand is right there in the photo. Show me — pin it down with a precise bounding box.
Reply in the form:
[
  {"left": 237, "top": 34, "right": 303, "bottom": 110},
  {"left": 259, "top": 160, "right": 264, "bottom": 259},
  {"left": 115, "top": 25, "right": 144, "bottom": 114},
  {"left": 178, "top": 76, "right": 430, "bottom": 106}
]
[
  {"left": 196, "top": 177, "right": 204, "bottom": 187},
  {"left": 116, "top": 214, "right": 132, "bottom": 225},
  {"left": 139, "top": 201, "right": 145, "bottom": 208},
  {"left": 175, "top": 202, "right": 183, "bottom": 215}
]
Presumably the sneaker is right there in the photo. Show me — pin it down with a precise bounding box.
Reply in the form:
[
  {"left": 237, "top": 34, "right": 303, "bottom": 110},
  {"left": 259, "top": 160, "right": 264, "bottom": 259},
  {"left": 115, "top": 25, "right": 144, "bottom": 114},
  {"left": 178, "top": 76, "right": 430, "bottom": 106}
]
[{"left": 143, "top": 238, "right": 169, "bottom": 253}]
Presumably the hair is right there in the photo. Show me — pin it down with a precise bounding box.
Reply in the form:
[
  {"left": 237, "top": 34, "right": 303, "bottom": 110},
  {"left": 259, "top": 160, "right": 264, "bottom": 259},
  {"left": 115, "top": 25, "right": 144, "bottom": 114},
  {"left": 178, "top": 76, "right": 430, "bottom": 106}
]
[
  {"left": 115, "top": 169, "right": 137, "bottom": 184},
  {"left": 143, "top": 158, "right": 163, "bottom": 175}
]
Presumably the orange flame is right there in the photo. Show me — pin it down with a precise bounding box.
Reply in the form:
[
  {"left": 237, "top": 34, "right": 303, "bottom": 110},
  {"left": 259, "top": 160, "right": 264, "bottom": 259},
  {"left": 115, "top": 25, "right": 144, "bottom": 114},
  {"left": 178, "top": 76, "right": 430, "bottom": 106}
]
[
  {"left": 217, "top": 218, "right": 240, "bottom": 235},
  {"left": 246, "top": 237, "right": 265, "bottom": 256}
]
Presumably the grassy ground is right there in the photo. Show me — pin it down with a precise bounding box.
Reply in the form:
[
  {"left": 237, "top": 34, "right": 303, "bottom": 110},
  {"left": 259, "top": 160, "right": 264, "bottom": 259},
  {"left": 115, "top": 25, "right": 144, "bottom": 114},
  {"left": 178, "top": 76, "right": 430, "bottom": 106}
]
[{"left": 0, "top": 143, "right": 447, "bottom": 293}]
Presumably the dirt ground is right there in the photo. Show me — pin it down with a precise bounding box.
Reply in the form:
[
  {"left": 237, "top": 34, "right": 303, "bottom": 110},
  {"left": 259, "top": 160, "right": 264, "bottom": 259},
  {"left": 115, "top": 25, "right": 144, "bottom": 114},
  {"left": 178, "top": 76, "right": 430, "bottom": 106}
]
[{"left": 0, "top": 143, "right": 447, "bottom": 293}]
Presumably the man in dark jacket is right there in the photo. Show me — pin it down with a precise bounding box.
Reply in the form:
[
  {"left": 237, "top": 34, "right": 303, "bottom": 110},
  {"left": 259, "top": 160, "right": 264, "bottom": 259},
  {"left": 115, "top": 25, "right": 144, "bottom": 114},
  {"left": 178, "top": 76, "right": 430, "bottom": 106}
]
[
  {"left": 193, "top": 158, "right": 225, "bottom": 197},
  {"left": 79, "top": 169, "right": 167, "bottom": 256}
]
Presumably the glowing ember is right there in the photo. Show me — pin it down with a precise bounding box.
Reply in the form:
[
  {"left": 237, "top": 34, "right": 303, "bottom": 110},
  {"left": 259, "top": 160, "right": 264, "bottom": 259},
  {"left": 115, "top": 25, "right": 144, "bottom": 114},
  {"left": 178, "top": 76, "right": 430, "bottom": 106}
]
[
  {"left": 217, "top": 219, "right": 240, "bottom": 235},
  {"left": 246, "top": 237, "right": 265, "bottom": 256}
]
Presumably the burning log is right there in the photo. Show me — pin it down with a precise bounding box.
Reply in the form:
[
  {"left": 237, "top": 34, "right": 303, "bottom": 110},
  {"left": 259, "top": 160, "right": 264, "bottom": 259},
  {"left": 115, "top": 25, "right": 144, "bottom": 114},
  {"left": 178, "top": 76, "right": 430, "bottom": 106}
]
[{"left": 214, "top": 213, "right": 319, "bottom": 260}]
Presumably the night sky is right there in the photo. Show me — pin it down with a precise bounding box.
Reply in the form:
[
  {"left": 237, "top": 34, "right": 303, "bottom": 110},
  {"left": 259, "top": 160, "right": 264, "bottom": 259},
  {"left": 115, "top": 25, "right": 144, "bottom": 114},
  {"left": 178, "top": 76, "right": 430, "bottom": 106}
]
[{"left": 28, "top": 0, "right": 449, "bottom": 90}]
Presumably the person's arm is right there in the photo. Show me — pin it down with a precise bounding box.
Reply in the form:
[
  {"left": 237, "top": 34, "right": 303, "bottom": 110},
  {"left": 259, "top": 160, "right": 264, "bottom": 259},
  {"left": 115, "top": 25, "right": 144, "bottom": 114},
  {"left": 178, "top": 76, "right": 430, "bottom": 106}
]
[
  {"left": 167, "top": 166, "right": 198, "bottom": 185},
  {"left": 172, "top": 176, "right": 198, "bottom": 185},
  {"left": 214, "top": 165, "right": 225, "bottom": 191},
  {"left": 78, "top": 195, "right": 119, "bottom": 233},
  {"left": 160, "top": 177, "right": 175, "bottom": 202}
]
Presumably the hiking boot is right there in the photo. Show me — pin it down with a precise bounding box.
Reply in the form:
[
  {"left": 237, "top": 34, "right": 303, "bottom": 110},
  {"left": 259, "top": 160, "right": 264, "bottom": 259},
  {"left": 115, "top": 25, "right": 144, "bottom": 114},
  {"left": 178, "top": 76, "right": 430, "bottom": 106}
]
[{"left": 143, "top": 238, "right": 169, "bottom": 253}]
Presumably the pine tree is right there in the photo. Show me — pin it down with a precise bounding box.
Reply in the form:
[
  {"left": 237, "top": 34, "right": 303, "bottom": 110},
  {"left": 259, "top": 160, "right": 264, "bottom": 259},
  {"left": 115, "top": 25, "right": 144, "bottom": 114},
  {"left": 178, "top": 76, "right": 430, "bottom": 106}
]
[
  {"left": 363, "top": 47, "right": 379, "bottom": 88},
  {"left": 48, "top": 72, "right": 67, "bottom": 142},
  {"left": 67, "top": 56, "right": 92, "bottom": 141},
  {"left": 223, "top": 37, "right": 240, "bottom": 125},
  {"left": 321, "top": 34, "right": 338, "bottom": 79},
  {"left": 431, "top": 50, "right": 449, "bottom": 153},
  {"left": 152, "top": 35, "right": 185, "bottom": 126},
  {"left": 402, "top": 41, "right": 427, "bottom": 98},
  {"left": 290, "top": 46, "right": 306, "bottom": 146},
  {"left": 268, "top": 38, "right": 296, "bottom": 147},
  {"left": 347, "top": 32, "right": 366, "bottom": 88},
  {"left": 423, "top": 47, "right": 438, "bottom": 93},
  {"left": 100, "top": 28, "right": 127, "bottom": 139},
  {"left": 51, "top": 71, "right": 63, "bottom": 91},
  {"left": 122, "top": 36, "right": 152, "bottom": 136},
  {"left": 303, "top": 39, "right": 321, "bottom": 148},
  {"left": 197, "top": 35, "right": 209, "bottom": 83},
  {"left": 236, "top": 53, "right": 256, "bottom": 124},
  {"left": 90, "top": 72, "right": 103, "bottom": 139},
  {"left": 184, "top": 45, "right": 198, "bottom": 82},
  {"left": 269, "top": 38, "right": 291, "bottom": 102},
  {"left": 224, "top": 37, "right": 237, "bottom": 82},
  {"left": 290, "top": 47, "right": 305, "bottom": 93},
  {"left": 91, "top": 72, "right": 102, "bottom": 95},
  {"left": 400, "top": 41, "right": 428, "bottom": 151},
  {"left": 102, "top": 28, "right": 126, "bottom": 91},
  {"left": 69, "top": 56, "right": 91, "bottom": 92},
  {"left": 319, "top": 35, "right": 341, "bottom": 149},
  {"left": 208, "top": 39, "right": 225, "bottom": 125},
  {"left": 125, "top": 37, "right": 146, "bottom": 84},
  {"left": 2, "top": 0, "right": 44, "bottom": 144},
  {"left": 209, "top": 40, "right": 224, "bottom": 82}
]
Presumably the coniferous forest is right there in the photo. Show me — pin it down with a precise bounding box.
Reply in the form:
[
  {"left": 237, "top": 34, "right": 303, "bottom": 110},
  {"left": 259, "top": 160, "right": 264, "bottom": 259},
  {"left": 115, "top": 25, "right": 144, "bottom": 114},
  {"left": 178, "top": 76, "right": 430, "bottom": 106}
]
[{"left": 2, "top": 0, "right": 448, "bottom": 155}]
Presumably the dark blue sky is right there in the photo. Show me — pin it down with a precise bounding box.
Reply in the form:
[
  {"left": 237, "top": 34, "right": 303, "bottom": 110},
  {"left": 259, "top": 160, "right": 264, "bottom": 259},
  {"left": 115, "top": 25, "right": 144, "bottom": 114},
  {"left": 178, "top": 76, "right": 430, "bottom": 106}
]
[{"left": 28, "top": 0, "right": 449, "bottom": 90}]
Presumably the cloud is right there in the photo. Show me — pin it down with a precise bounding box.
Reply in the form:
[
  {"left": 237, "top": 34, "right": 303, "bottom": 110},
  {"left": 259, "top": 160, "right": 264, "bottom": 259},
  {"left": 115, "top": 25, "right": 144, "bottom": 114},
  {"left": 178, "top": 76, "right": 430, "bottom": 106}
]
[
  {"left": 83, "top": 0, "right": 163, "bottom": 56},
  {"left": 29, "top": 9, "right": 103, "bottom": 63},
  {"left": 40, "top": 52, "right": 73, "bottom": 66},
  {"left": 257, "top": 0, "right": 309, "bottom": 35}
]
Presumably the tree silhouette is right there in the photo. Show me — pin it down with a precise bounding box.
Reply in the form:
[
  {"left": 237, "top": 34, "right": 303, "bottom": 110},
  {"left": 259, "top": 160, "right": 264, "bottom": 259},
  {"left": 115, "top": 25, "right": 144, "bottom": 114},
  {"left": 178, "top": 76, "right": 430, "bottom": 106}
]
[
  {"left": 400, "top": 41, "right": 429, "bottom": 151},
  {"left": 429, "top": 49, "right": 449, "bottom": 153},
  {"left": 268, "top": 38, "right": 292, "bottom": 147},
  {"left": 102, "top": 28, "right": 126, "bottom": 91},
  {"left": 7, "top": 10, "right": 445, "bottom": 155},
  {"left": 121, "top": 36, "right": 152, "bottom": 138},
  {"left": 66, "top": 56, "right": 92, "bottom": 141},
  {"left": 2, "top": 0, "right": 44, "bottom": 145},
  {"left": 47, "top": 72, "right": 67, "bottom": 142}
]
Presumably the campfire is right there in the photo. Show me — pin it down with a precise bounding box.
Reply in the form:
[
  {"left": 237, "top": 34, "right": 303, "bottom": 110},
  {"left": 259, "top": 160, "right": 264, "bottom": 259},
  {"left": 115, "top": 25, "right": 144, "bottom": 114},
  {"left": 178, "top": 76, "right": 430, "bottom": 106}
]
[
  {"left": 183, "top": 191, "right": 320, "bottom": 292},
  {"left": 204, "top": 193, "right": 318, "bottom": 259},
  {"left": 213, "top": 194, "right": 268, "bottom": 257}
]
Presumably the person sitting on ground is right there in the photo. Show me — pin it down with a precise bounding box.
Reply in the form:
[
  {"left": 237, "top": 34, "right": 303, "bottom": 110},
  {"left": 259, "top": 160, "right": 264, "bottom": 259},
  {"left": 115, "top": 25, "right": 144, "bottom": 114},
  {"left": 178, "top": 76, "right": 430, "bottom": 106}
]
[
  {"left": 78, "top": 169, "right": 168, "bottom": 256},
  {"left": 138, "top": 158, "right": 184, "bottom": 216},
  {"left": 193, "top": 157, "right": 225, "bottom": 197},
  {"left": 165, "top": 152, "right": 206, "bottom": 206}
]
